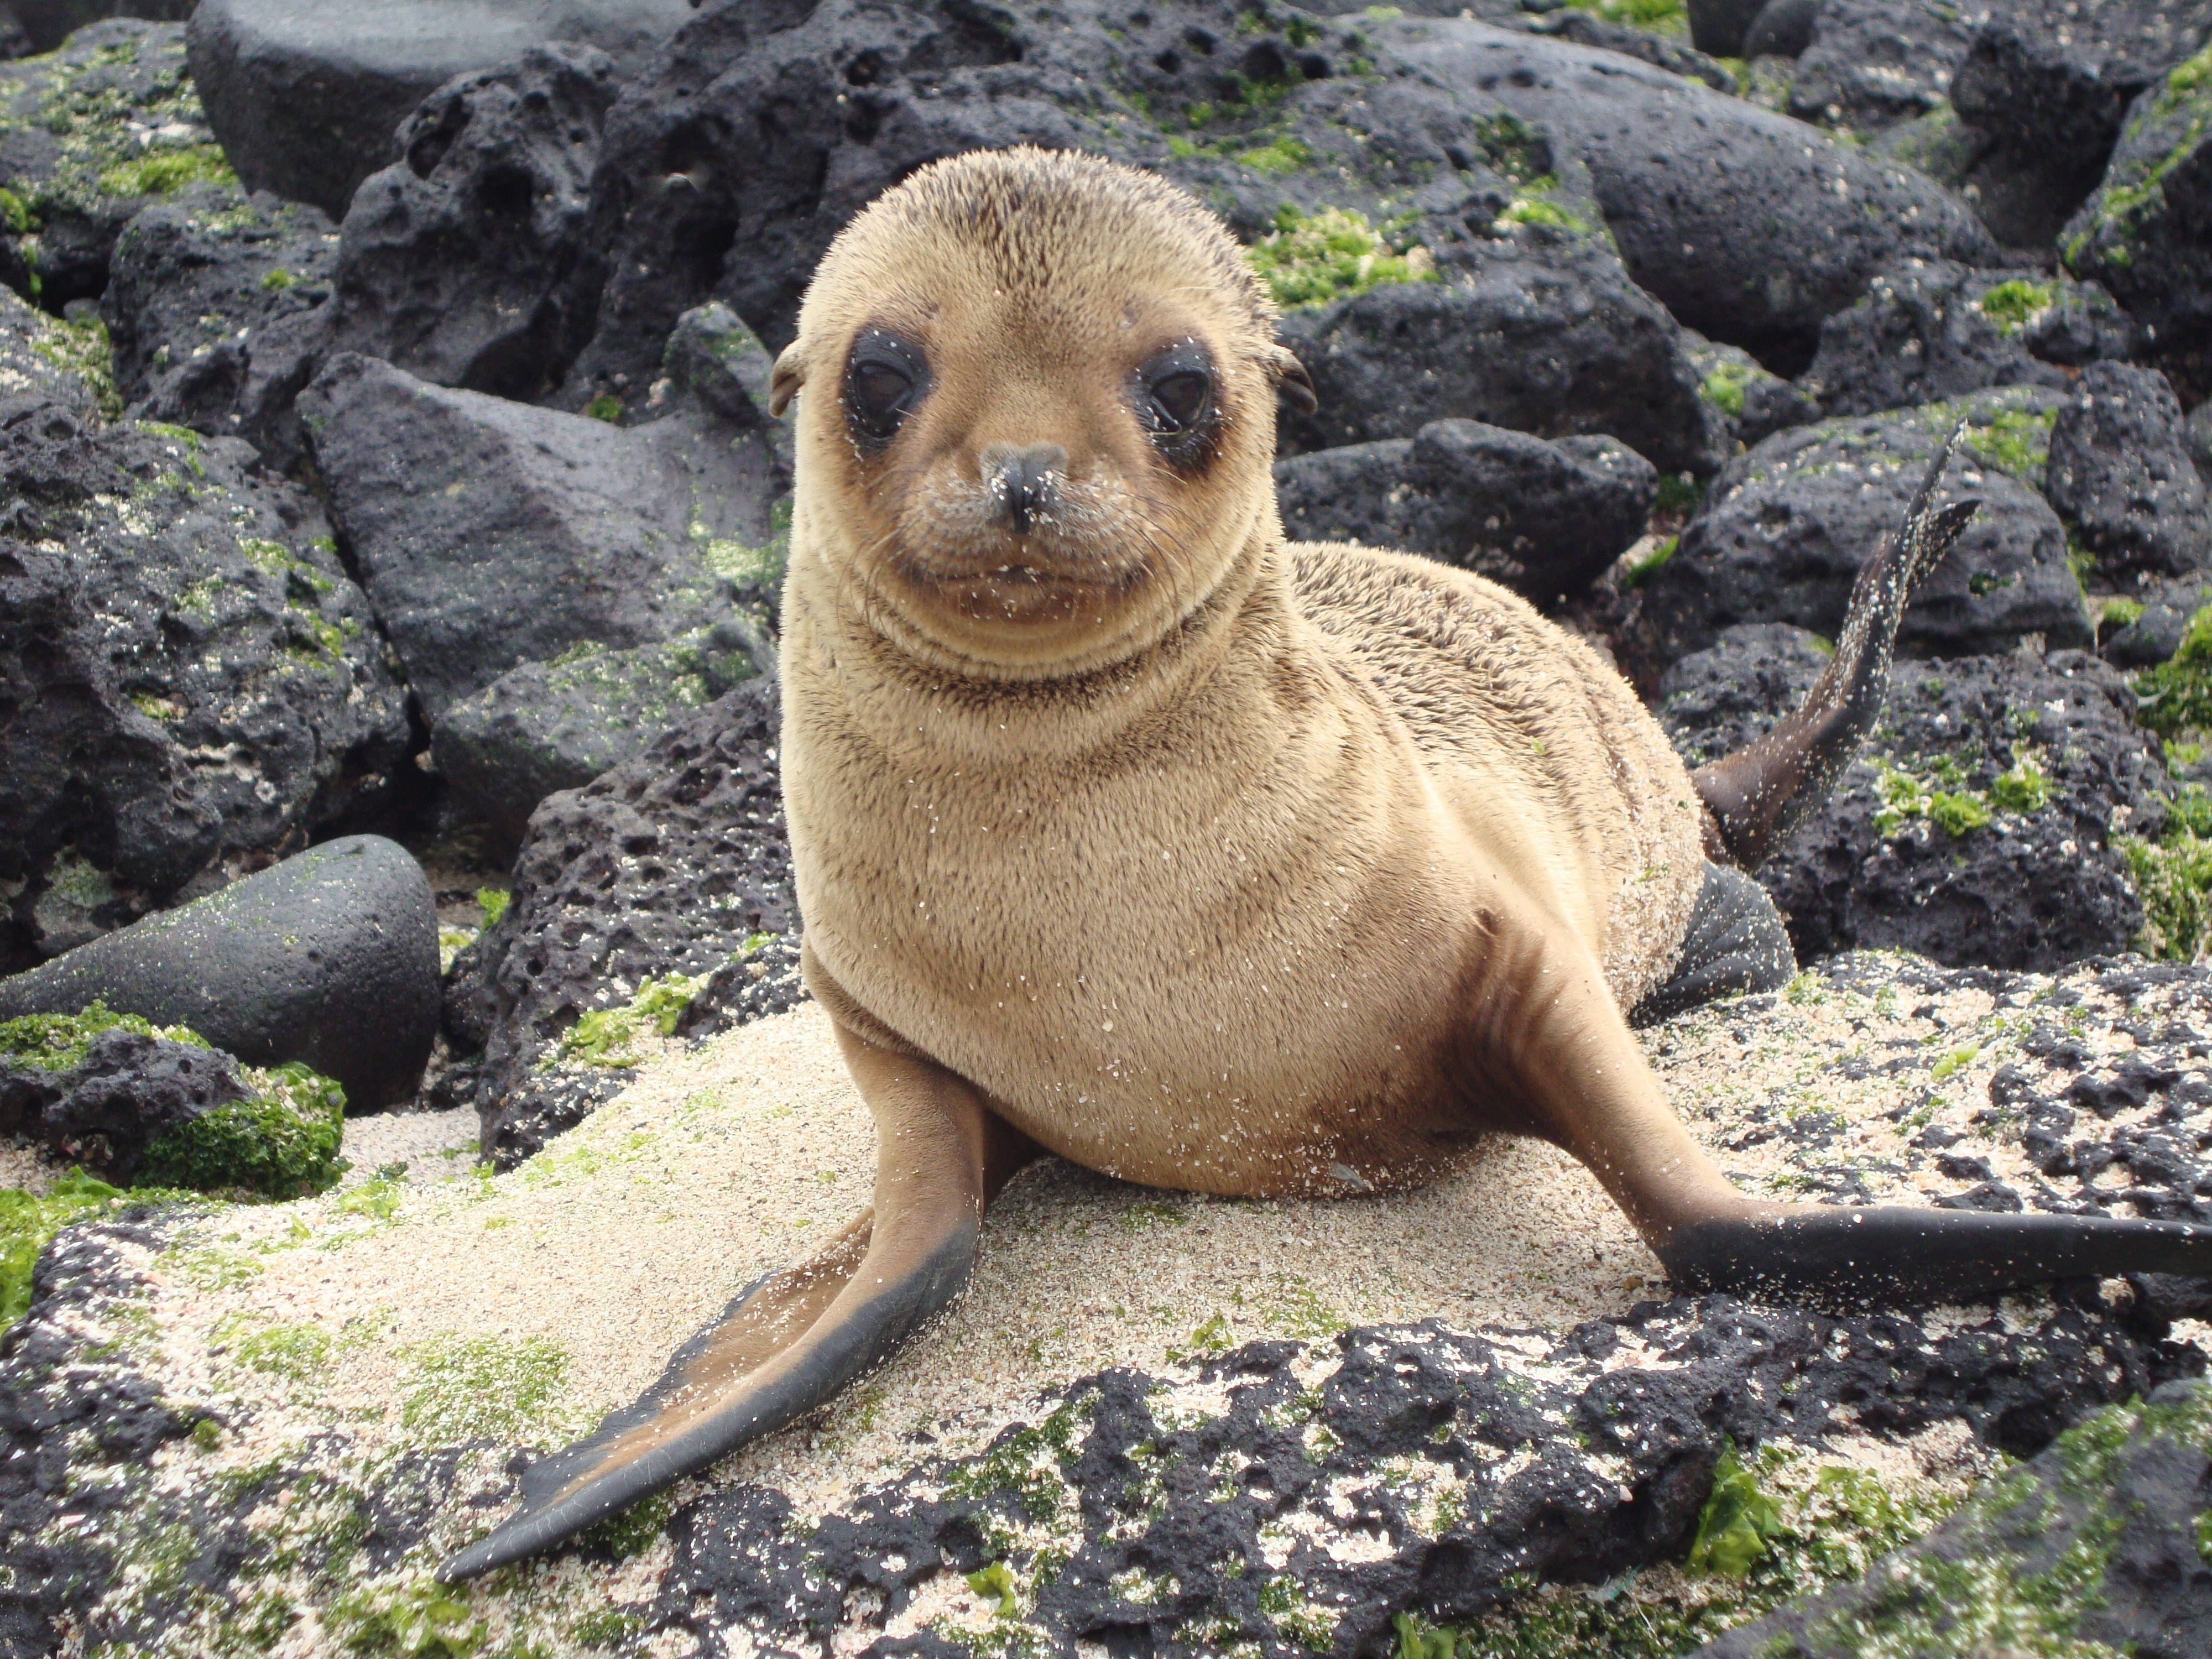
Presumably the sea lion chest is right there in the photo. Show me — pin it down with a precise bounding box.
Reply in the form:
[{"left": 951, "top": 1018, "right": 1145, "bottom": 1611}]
[{"left": 782, "top": 604, "right": 1495, "bottom": 1197}]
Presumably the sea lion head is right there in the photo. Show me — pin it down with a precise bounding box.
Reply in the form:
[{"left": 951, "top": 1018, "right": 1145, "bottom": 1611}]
[{"left": 774, "top": 146, "right": 1314, "bottom": 677}]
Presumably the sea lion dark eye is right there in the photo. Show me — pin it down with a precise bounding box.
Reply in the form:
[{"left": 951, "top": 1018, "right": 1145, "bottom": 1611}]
[
  {"left": 843, "top": 327, "right": 927, "bottom": 449},
  {"left": 1149, "top": 371, "right": 1208, "bottom": 430},
  {"left": 1134, "top": 341, "right": 1218, "bottom": 466}
]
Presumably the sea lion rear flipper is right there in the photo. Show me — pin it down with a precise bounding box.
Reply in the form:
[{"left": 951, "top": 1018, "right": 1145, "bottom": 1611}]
[
  {"left": 1693, "top": 430, "right": 1981, "bottom": 871},
  {"left": 1489, "top": 931, "right": 2212, "bottom": 1305},
  {"left": 436, "top": 1034, "right": 1008, "bottom": 1583}
]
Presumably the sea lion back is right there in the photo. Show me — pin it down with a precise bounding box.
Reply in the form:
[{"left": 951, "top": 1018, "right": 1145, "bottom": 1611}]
[{"left": 1286, "top": 540, "right": 1707, "bottom": 1010}]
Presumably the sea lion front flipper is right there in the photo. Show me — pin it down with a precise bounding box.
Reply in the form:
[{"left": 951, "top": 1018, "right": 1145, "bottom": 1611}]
[
  {"left": 1486, "top": 929, "right": 2212, "bottom": 1304},
  {"left": 436, "top": 1032, "right": 1005, "bottom": 1583}
]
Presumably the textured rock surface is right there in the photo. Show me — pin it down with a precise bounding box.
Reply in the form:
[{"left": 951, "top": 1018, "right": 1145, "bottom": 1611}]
[
  {"left": 2046, "top": 361, "right": 2212, "bottom": 582},
  {"left": 1801, "top": 259, "right": 2135, "bottom": 419},
  {"left": 1696, "top": 1381, "right": 2212, "bottom": 1657},
  {"left": 2063, "top": 40, "right": 2212, "bottom": 384},
  {"left": 98, "top": 177, "right": 336, "bottom": 465},
  {"left": 430, "top": 620, "right": 764, "bottom": 854},
  {"left": 1684, "top": 328, "right": 1819, "bottom": 452},
  {"left": 1274, "top": 419, "right": 1656, "bottom": 606},
  {"left": 0, "top": 279, "right": 98, "bottom": 419},
  {"left": 1662, "top": 630, "right": 2165, "bottom": 971},
  {"left": 0, "top": 20, "right": 228, "bottom": 308},
  {"left": 1378, "top": 17, "right": 2000, "bottom": 372},
  {"left": 0, "top": 835, "right": 439, "bottom": 1111},
  {"left": 185, "top": 0, "right": 693, "bottom": 220},
  {"left": 326, "top": 41, "right": 617, "bottom": 405},
  {"left": 1954, "top": 0, "right": 2212, "bottom": 249},
  {"left": 466, "top": 677, "right": 800, "bottom": 1166},
  {"left": 1631, "top": 388, "right": 2093, "bottom": 677},
  {"left": 551, "top": 0, "right": 1714, "bottom": 473},
  {"left": 300, "top": 351, "right": 780, "bottom": 719},
  {"left": 0, "top": 0, "right": 191, "bottom": 56},
  {"left": 1785, "top": 0, "right": 1986, "bottom": 136},
  {"left": 7, "top": 954, "right": 2212, "bottom": 1654},
  {"left": 0, "top": 410, "right": 408, "bottom": 969},
  {"left": 1274, "top": 255, "right": 1724, "bottom": 476}
]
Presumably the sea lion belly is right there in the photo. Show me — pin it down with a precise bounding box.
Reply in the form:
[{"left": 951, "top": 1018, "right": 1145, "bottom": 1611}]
[{"left": 784, "top": 587, "right": 1493, "bottom": 1197}]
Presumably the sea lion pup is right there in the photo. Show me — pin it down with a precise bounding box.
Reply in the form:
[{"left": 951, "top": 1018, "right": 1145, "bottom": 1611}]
[{"left": 440, "top": 147, "right": 2212, "bottom": 1581}]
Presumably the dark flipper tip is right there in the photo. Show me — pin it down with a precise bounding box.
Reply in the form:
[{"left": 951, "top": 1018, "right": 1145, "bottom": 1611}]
[{"left": 1661, "top": 1207, "right": 2212, "bottom": 1307}]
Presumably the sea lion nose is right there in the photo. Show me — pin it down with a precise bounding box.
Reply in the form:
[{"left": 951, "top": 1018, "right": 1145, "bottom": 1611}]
[{"left": 980, "top": 442, "right": 1067, "bottom": 535}]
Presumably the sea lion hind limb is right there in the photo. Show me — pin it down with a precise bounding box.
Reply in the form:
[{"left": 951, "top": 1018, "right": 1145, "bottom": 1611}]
[
  {"left": 1693, "top": 432, "right": 1983, "bottom": 871},
  {"left": 437, "top": 1037, "right": 1006, "bottom": 1584}
]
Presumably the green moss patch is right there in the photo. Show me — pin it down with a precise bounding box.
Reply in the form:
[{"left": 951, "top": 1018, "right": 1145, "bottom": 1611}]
[
  {"left": 0, "top": 1000, "right": 207, "bottom": 1069},
  {"left": 95, "top": 143, "right": 232, "bottom": 198},
  {"left": 1562, "top": 0, "right": 1686, "bottom": 31},
  {"left": 1976, "top": 279, "right": 2054, "bottom": 334},
  {"left": 139, "top": 1060, "right": 347, "bottom": 1199},
  {"left": 2133, "top": 600, "right": 2212, "bottom": 735},
  {"left": 28, "top": 310, "right": 119, "bottom": 419},
  {"left": 552, "top": 971, "right": 707, "bottom": 1070},
  {"left": 2119, "top": 783, "right": 2212, "bottom": 961},
  {"left": 1244, "top": 206, "right": 1437, "bottom": 309},
  {"left": 1700, "top": 360, "right": 1750, "bottom": 418},
  {"left": 399, "top": 1333, "right": 571, "bottom": 1444},
  {"left": 1871, "top": 748, "right": 2051, "bottom": 841},
  {"left": 1, "top": 1168, "right": 133, "bottom": 1325}
]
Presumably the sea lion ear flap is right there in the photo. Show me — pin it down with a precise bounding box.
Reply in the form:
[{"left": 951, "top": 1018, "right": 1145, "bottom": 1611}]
[
  {"left": 1271, "top": 347, "right": 1318, "bottom": 415},
  {"left": 769, "top": 342, "right": 806, "bottom": 418}
]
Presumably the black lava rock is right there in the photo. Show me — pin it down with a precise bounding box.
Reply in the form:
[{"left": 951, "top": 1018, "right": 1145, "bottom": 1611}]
[
  {"left": 0, "top": 408, "right": 409, "bottom": 967},
  {"left": 1, "top": 1026, "right": 250, "bottom": 1185},
  {"left": 1663, "top": 632, "right": 2166, "bottom": 970},
  {"left": 1801, "top": 260, "right": 2136, "bottom": 419},
  {"left": 1, "top": 0, "right": 191, "bottom": 55},
  {"left": 0, "top": 282, "right": 102, "bottom": 422},
  {"left": 99, "top": 179, "right": 337, "bottom": 468},
  {"left": 2104, "top": 573, "right": 2212, "bottom": 669},
  {"left": 1520, "top": 8, "right": 1739, "bottom": 91},
  {"left": 1378, "top": 17, "right": 2000, "bottom": 373},
  {"left": 550, "top": 0, "right": 1708, "bottom": 472},
  {"left": 1695, "top": 1381, "right": 2212, "bottom": 1657},
  {"left": 2046, "top": 361, "right": 2212, "bottom": 581},
  {"left": 1785, "top": 0, "right": 1980, "bottom": 135},
  {"left": 1954, "top": 0, "right": 2212, "bottom": 251},
  {"left": 1274, "top": 249, "right": 1725, "bottom": 477},
  {"left": 1741, "top": 0, "right": 1819, "bottom": 59},
  {"left": 1630, "top": 389, "right": 2092, "bottom": 679},
  {"left": 0, "top": 835, "right": 440, "bottom": 1111},
  {"left": 326, "top": 41, "right": 618, "bottom": 405},
  {"left": 2188, "top": 396, "right": 2212, "bottom": 486},
  {"left": 2062, "top": 39, "right": 2212, "bottom": 383},
  {"left": 185, "top": 0, "right": 695, "bottom": 221},
  {"left": 1684, "top": 330, "right": 1820, "bottom": 451},
  {"left": 471, "top": 677, "right": 800, "bottom": 1165},
  {"left": 1275, "top": 419, "right": 1656, "bottom": 605},
  {"left": 1686, "top": 0, "right": 1766, "bottom": 56},
  {"left": 430, "top": 620, "right": 766, "bottom": 857},
  {"left": 299, "top": 351, "right": 781, "bottom": 721},
  {"left": 0, "top": 20, "right": 224, "bottom": 309}
]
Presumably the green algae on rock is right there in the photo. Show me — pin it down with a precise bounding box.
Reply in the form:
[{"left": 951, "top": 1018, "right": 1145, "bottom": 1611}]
[
  {"left": 1244, "top": 205, "right": 1437, "bottom": 309},
  {"left": 0, "top": 1001, "right": 348, "bottom": 1199},
  {"left": 0, "top": 21, "right": 229, "bottom": 308}
]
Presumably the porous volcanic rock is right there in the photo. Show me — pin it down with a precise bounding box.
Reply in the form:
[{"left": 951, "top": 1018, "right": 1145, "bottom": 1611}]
[
  {"left": 0, "top": 20, "right": 228, "bottom": 309},
  {"left": 2104, "top": 573, "right": 2212, "bottom": 669},
  {"left": 0, "top": 279, "right": 99, "bottom": 419},
  {"left": 1630, "top": 388, "right": 2092, "bottom": 678},
  {"left": 0, "top": 409, "right": 408, "bottom": 969},
  {"left": 1274, "top": 419, "right": 1656, "bottom": 605},
  {"left": 2188, "top": 395, "right": 2212, "bottom": 484},
  {"left": 1684, "top": 330, "right": 1819, "bottom": 452},
  {"left": 1273, "top": 251, "right": 1726, "bottom": 476},
  {"left": 1741, "top": 0, "right": 1819, "bottom": 59},
  {"left": 326, "top": 41, "right": 617, "bottom": 405},
  {"left": 99, "top": 178, "right": 336, "bottom": 466},
  {"left": 2062, "top": 39, "right": 2212, "bottom": 383},
  {"left": 1662, "top": 630, "right": 2164, "bottom": 970},
  {"left": 1784, "top": 0, "right": 1986, "bottom": 136},
  {"left": 1686, "top": 0, "right": 1766, "bottom": 56},
  {"left": 551, "top": 0, "right": 1720, "bottom": 480},
  {"left": 1954, "top": 0, "right": 2212, "bottom": 249},
  {"left": 185, "top": 0, "right": 694, "bottom": 221},
  {"left": 2046, "top": 361, "right": 2212, "bottom": 580},
  {"left": 466, "top": 677, "right": 800, "bottom": 1165},
  {"left": 1375, "top": 17, "right": 2000, "bottom": 372},
  {"left": 1801, "top": 260, "right": 2135, "bottom": 419},
  {"left": 1519, "top": 7, "right": 1738, "bottom": 91},
  {"left": 10, "top": 954, "right": 2212, "bottom": 1653},
  {"left": 299, "top": 351, "right": 780, "bottom": 719},
  {"left": 0, "top": 836, "right": 440, "bottom": 1111},
  {"left": 430, "top": 620, "right": 765, "bottom": 855}
]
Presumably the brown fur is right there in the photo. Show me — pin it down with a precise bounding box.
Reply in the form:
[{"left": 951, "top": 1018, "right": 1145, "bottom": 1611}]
[{"left": 779, "top": 148, "right": 1705, "bottom": 1198}]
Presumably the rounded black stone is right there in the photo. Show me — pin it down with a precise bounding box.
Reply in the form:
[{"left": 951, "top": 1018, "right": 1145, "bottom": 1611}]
[{"left": 0, "top": 835, "right": 439, "bottom": 1111}]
